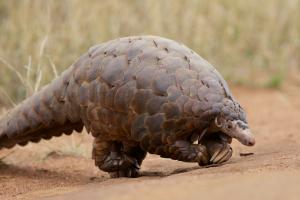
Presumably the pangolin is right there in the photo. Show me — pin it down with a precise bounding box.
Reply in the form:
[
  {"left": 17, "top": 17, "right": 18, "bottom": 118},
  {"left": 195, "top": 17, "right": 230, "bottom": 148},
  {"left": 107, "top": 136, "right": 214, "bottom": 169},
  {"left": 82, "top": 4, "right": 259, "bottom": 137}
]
[{"left": 0, "top": 36, "right": 255, "bottom": 177}]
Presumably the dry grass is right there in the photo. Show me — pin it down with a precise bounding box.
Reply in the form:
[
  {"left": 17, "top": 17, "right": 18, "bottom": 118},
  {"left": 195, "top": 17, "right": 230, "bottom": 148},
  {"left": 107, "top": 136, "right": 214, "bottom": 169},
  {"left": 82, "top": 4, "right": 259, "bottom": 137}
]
[{"left": 0, "top": 0, "right": 299, "bottom": 107}]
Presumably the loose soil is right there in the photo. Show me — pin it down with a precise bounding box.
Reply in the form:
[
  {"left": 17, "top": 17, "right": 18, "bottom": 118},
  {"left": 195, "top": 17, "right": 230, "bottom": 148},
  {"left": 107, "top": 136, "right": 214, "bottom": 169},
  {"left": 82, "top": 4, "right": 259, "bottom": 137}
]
[{"left": 1, "top": 86, "right": 300, "bottom": 200}]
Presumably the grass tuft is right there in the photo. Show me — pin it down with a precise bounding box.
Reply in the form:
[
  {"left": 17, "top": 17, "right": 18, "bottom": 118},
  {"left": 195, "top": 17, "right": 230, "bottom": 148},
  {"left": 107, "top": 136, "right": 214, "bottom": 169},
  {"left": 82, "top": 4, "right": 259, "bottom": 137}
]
[{"left": 265, "top": 74, "right": 285, "bottom": 89}]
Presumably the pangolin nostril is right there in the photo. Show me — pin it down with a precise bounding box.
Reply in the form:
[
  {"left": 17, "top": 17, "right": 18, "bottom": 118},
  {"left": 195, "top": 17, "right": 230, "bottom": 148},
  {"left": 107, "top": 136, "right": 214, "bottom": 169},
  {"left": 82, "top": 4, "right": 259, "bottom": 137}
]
[{"left": 248, "top": 139, "right": 255, "bottom": 146}]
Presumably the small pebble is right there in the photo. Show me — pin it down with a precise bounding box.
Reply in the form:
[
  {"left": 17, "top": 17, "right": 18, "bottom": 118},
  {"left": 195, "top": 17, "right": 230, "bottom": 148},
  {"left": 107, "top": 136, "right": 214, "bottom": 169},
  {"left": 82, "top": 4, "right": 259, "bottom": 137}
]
[{"left": 240, "top": 152, "right": 254, "bottom": 157}]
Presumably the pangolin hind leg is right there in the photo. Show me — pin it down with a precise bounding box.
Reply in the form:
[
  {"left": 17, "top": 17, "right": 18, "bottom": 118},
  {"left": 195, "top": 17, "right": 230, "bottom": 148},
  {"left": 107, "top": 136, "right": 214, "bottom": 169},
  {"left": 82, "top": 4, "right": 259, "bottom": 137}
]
[
  {"left": 92, "top": 137, "right": 146, "bottom": 178},
  {"left": 109, "top": 143, "right": 147, "bottom": 178}
]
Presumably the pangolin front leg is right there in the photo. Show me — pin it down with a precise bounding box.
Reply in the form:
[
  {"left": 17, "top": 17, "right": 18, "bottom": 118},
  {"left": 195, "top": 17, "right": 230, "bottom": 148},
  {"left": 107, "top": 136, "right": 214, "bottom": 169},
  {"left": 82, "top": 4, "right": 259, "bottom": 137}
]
[
  {"left": 92, "top": 137, "right": 146, "bottom": 178},
  {"left": 155, "top": 140, "right": 210, "bottom": 166}
]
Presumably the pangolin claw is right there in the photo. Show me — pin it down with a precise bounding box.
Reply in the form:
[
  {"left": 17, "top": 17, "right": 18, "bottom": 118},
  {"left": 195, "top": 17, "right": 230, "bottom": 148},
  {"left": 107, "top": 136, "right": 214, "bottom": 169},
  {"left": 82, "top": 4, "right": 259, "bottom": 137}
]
[{"left": 210, "top": 145, "right": 232, "bottom": 164}]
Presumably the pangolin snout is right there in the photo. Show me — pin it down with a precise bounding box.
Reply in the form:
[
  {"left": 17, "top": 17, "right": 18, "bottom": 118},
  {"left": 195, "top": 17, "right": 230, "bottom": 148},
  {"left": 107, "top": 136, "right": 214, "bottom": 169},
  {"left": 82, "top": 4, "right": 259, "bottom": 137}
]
[
  {"left": 238, "top": 129, "right": 255, "bottom": 146},
  {"left": 245, "top": 136, "right": 255, "bottom": 146}
]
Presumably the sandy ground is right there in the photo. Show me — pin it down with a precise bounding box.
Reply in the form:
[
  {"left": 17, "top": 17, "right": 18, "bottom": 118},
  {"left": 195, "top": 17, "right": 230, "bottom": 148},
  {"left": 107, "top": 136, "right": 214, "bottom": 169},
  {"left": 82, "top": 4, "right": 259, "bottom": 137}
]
[{"left": 1, "top": 86, "right": 300, "bottom": 200}]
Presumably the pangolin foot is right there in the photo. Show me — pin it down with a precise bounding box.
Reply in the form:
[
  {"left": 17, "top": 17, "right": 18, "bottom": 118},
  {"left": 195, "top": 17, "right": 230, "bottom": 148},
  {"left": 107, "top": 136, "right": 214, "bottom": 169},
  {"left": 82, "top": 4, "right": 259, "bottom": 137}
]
[
  {"left": 99, "top": 152, "right": 140, "bottom": 178},
  {"left": 206, "top": 140, "right": 232, "bottom": 164},
  {"left": 109, "top": 167, "right": 140, "bottom": 178}
]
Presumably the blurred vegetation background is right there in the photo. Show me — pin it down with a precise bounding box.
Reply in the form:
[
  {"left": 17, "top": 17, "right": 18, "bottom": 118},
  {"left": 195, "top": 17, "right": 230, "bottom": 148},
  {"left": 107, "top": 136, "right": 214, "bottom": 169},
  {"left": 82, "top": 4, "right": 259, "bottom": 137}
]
[{"left": 0, "top": 0, "right": 299, "bottom": 107}]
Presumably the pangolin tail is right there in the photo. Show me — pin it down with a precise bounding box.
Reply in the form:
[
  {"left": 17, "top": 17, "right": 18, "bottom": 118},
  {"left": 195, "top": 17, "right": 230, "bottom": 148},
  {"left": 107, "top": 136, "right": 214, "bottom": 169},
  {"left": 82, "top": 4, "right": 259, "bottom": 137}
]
[{"left": 0, "top": 67, "right": 84, "bottom": 149}]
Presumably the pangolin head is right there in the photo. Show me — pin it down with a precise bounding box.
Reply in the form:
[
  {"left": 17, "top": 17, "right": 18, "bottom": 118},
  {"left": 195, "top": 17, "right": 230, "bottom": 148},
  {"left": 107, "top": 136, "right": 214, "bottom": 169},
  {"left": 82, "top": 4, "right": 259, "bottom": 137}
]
[{"left": 214, "top": 98, "right": 255, "bottom": 146}]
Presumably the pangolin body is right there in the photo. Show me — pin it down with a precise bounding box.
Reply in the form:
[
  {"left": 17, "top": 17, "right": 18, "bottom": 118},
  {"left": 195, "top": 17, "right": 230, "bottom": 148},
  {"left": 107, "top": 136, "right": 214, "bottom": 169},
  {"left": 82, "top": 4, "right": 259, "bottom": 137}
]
[{"left": 0, "top": 36, "right": 253, "bottom": 177}]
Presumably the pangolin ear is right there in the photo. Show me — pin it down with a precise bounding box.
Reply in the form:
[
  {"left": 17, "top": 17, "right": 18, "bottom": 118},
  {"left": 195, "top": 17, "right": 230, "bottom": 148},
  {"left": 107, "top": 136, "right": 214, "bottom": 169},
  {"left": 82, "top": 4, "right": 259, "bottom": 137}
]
[{"left": 215, "top": 116, "right": 222, "bottom": 128}]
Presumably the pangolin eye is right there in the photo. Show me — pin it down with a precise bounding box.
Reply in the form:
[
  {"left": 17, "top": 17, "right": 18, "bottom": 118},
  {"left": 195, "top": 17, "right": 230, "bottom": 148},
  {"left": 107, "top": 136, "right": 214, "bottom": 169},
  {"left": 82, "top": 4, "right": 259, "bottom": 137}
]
[{"left": 227, "top": 124, "right": 232, "bottom": 129}]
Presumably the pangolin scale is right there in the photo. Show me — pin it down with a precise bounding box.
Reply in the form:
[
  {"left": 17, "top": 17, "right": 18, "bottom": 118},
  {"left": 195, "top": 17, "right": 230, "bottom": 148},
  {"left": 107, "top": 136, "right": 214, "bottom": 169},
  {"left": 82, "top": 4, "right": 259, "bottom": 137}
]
[{"left": 0, "top": 36, "right": 255, "bottom": 177}]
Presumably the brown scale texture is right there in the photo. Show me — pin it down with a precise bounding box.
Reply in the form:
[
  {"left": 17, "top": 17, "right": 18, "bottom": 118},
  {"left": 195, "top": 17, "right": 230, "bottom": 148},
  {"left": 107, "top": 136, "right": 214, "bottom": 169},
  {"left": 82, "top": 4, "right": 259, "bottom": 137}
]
[{"left": 0, "top": 36, "right": 245, "bottom": 154}]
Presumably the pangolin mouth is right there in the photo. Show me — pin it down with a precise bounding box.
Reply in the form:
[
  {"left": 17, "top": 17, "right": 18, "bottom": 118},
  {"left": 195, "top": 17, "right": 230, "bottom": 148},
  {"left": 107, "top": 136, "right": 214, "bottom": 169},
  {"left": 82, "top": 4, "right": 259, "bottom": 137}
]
[{"left": 217, "top": 132, "right": 233, "bottom": 144}]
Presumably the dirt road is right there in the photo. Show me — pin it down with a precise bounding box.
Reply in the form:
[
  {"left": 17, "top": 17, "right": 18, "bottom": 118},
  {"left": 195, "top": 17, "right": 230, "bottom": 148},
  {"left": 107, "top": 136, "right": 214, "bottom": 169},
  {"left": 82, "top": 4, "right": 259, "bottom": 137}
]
[{"left": 1, "top": 86, "right": 300, "bottom": 200}]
